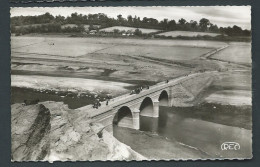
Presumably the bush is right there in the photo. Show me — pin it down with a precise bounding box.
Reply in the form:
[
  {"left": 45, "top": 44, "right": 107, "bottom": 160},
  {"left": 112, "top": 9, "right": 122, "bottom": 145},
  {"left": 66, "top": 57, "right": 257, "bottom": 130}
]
[{"left": 134, "top": 29, "right": 142, "bottom": 36}]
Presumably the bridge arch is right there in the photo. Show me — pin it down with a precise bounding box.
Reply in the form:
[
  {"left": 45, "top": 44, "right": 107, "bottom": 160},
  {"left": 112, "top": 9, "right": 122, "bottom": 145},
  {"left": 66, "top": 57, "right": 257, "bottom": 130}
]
[
  {"left": 113, "top": 106, "right": 134, "bottom": 129},
  {"left": 139, "top": 97, "right": 154, "bottom": 117},
  {"left": 158, "top": 90, "right": 169, "bottom": 106}
]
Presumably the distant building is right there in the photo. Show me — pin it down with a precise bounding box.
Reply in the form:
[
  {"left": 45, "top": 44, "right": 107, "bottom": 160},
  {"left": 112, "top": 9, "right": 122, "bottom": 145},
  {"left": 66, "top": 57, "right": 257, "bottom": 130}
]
[
  {"left": 89, "top": 30, "right": 97, "bottom": 34},
  {"left": 126, "top": 33, "right": 134, "bottom": 36}
]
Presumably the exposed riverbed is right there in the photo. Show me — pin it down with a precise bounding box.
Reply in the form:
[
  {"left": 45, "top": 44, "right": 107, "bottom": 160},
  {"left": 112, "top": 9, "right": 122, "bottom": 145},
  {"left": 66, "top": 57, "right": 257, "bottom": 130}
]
[{"left": 11, "top": 87, "right": 96, "bottom": 109}]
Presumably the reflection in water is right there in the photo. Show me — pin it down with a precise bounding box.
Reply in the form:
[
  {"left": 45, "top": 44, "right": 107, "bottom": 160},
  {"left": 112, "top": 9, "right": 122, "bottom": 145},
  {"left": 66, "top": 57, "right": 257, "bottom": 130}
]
[
  {"left": 140, "top": 116, "right": 158, "bottom": 132},
  {"left": 114, "top": 105, "right": 252, "bottom": 159}
]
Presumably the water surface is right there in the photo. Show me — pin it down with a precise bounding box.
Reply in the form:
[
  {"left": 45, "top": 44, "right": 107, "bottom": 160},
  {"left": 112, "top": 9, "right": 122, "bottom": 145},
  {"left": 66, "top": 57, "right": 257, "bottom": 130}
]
[{"left": 114, "top": 104, "right": 252, "bottom": 159}]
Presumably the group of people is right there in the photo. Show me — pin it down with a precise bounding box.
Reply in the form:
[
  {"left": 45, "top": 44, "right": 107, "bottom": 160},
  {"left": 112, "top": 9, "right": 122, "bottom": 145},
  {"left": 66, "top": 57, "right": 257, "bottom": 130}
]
[
  {"left": 130, "top": 85, "right": 150, "bottom": 95},
  {"left": 92, "top": 94, "right": 113, "bottom": 109},
  {"left": 92, "top": 99, "right": 101, "bottom": 109}
]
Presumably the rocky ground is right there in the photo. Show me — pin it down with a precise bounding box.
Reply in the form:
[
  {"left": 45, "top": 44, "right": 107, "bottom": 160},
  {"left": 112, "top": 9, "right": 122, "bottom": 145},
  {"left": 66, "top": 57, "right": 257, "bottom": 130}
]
[{"left": 11, "top": 101, "right": 145, "bottom": 161}]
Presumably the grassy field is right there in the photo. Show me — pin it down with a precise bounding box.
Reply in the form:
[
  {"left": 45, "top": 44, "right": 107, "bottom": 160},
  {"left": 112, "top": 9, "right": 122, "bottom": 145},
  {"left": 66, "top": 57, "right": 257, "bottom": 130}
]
[
  {"left": 209, "top": 42, "right": 251, "bottom": 65},
  {"left": 61, "top": 24, "right": 101, "bottom": 30},
  {"left": 99, "top": 26, "right": 161, "bottom": 34},
  {"left": 15, "top": 23, "right": 51, "bottom": 29},
  {"left": 157, "top": 31, "right": 221, "bottom": 37},
  {"left": 61, "top": 24, "right": 78, "bottom": 29}
]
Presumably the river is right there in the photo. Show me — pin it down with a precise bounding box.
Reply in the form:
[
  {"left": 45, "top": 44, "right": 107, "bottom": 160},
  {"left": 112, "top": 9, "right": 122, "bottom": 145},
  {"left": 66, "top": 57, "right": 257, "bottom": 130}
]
[{"left": 113, "top": 104, "right": 252, "bottom": 160}]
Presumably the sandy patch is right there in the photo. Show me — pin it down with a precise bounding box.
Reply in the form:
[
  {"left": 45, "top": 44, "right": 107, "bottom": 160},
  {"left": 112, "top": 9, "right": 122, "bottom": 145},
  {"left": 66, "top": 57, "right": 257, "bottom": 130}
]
[
  {"left": 205, "top": 90, "right": 251, "bottom": 105},
  {"left": 11, "top": 75, "right": 133, "bottom": 95}
]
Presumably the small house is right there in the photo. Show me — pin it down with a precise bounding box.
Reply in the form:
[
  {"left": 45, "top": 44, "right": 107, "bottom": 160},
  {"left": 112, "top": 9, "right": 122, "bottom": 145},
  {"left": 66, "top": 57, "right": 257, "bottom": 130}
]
[{"left": 89, "top": 30, "right": 97, "bottom": 35}]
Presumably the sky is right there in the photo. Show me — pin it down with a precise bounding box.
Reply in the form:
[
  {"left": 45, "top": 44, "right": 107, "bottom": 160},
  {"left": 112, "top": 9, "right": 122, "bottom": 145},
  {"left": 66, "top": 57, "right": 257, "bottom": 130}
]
[{"left": 10, "top": 6, "right": 251, "bottom": 29}]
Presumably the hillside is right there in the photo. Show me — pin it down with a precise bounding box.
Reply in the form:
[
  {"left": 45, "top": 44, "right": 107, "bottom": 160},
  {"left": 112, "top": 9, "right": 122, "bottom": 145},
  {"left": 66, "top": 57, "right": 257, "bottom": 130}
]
[{"left": 157, "top": 31, "right": 221, "bottom": 37}]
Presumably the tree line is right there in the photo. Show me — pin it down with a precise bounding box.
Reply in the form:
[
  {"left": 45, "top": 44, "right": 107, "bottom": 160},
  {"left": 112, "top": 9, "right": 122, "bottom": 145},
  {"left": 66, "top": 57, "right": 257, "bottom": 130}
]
[{"left": 11, "top": 12, "right": 250, "bottom": 37}]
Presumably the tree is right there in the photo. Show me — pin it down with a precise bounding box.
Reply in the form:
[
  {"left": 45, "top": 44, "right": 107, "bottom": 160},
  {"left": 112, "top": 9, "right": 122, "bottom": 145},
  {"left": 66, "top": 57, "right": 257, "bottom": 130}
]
[
  {"left": 55, "top": 15, "right": 65, "bottom": 24},
  {"left": 113, "top": 29, "right": 120, "bottom": 34},
  {"left": 160, "top": 18, "right": 168, "bottom": 30},
  {"left": 77, "top": 24, "right": 85, "bottom": 32},
  {"left": 167, "top": 20, "right": 176, "bottom": 30},
  {"left": 243, "top": 29, "right": 251, "bottom": 36},
  {"left": 142, "top": 17, "right": 149, "bottom": 24},
  {"left": 199, "top": 18, "right": 210, "bottom": 31},
  {"left": 190, "top": 20, "right": 198, "bottom": 29},
  {"left": 209, "top": 24, "right": 219, "bottom": 33},
  {"left": 117, "top": 14, "right": 123, "bottom": 21},
  {"left": 134, "top": 29, "right": 142, "bottom": 36},
  {"left": 117, "top": 14, "right": 123, "bottom": 25},
  {"left": 232, "top": 25, "right": 243, "bottom": 35},
  {"left": 127, "top": 15, "right": 133, "bottom": 23},
  {"left": 41, "top": 12, "right": 54, "bottom": 23},
  {"left": 10, "top": 12, "right": 251, "bottom": 37},
  {"left": 121, "top": 30, "right": 126, "bottom": 34},
  {"left": 149, "top": 18, "right": 159, "bottom": 26},
  {"left": 178, "top": 18, "right": 187, "bottom": 25},
  {"left": 88, "top": 24, "right": 94, "bottom": 31}
]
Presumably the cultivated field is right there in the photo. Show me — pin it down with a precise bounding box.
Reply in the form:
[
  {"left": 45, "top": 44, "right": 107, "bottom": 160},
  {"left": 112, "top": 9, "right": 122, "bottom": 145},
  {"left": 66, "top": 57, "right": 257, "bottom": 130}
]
[
  {"left": 99, "top": 26, "right": 161, "bottom": 34},
  {"left": 209, "top": 42, "right": 251, "bottom": 65},
  {"left": 157, "top": 31, "right": 221, "bottom": 37}
]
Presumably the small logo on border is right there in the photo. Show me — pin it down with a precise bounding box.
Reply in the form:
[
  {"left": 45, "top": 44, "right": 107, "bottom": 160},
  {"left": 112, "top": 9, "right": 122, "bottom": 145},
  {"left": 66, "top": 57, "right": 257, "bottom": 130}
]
[{"left": 221, "top": 142, "right": 240, "bottom": 151}]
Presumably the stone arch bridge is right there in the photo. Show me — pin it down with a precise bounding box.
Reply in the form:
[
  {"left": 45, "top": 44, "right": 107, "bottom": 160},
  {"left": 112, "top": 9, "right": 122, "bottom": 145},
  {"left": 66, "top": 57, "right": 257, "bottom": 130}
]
[{"left": 79, "top": 71, "right": 216, "bottom": 134}]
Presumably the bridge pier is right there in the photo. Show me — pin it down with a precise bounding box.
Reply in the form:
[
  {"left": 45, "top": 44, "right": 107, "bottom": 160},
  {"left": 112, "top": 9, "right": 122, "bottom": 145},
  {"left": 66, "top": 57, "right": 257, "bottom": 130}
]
[
  {"left": 153, "top": 100, "right": 159, "bottom": 117},
  {"left": 132, "top": 109, "right": 140, "bottom": 130},
  {"left": 168, "top": 98, "right": 173, "bottom": 107},
  {"left": 168, "top": 87, "right": 173, "bottom": 107}
]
